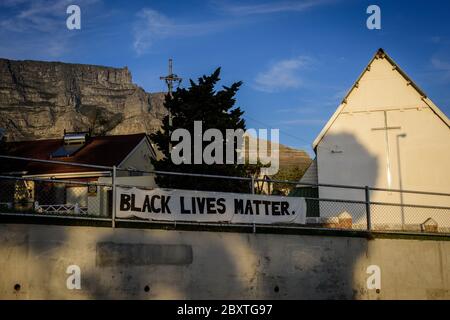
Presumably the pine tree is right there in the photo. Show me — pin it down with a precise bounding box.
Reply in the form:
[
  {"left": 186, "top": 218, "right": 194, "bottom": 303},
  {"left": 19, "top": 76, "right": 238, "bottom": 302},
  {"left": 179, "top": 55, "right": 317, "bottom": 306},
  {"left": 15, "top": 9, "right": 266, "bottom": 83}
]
[{"left": 150, "top": 68, "right": 252, "bottom": 192}]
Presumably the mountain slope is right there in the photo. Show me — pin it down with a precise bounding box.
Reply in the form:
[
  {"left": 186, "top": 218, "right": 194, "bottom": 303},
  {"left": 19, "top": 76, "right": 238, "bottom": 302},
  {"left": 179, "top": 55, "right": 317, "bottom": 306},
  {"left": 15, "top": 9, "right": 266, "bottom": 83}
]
[{"left": 0, "top": 58, "right": 167, "bottom": 141}]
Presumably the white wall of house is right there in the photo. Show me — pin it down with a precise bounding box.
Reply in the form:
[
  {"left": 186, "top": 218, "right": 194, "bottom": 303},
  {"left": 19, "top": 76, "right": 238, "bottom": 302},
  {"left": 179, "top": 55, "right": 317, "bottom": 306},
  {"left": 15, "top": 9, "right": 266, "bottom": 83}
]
[{"left": 118, "top": 137, "right": 155, "bottom": 177}]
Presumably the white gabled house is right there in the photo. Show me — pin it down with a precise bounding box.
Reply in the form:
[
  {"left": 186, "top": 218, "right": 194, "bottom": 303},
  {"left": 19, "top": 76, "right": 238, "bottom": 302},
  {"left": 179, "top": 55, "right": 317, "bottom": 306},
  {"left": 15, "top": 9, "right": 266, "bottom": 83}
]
[{"left": 298, "top": 49, "right": 450, "bottom": 230}]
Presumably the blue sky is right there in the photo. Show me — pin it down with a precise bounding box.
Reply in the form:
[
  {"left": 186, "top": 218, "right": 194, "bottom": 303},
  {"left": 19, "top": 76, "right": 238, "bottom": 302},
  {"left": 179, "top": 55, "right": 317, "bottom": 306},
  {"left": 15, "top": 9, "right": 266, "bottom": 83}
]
[{"left": 1, "top": 0, "right": 449, "bottom": 156}]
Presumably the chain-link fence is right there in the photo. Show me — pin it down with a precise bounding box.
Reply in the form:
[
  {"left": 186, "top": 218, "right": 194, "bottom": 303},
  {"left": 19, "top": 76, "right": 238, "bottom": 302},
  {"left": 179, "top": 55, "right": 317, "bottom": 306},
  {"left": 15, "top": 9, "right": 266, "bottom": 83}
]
[
  {"left": 370, "top": 202, "right": 450, "bottom": 233},
  {"left": 303, "top": 198, "right": 368, "bottom": 230},
  {"left": 0, "top": 176, "right": 112, "bottom": 218},
  {"left": 0, "top": 155, "right": 449, "bottom": 235}
]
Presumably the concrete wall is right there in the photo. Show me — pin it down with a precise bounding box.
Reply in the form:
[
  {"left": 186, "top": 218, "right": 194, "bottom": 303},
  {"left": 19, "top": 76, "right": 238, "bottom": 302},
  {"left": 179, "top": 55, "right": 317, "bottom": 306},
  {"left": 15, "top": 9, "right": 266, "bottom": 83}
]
[{"left": 0, "top": 223, "right": 449, "bottom": 299}]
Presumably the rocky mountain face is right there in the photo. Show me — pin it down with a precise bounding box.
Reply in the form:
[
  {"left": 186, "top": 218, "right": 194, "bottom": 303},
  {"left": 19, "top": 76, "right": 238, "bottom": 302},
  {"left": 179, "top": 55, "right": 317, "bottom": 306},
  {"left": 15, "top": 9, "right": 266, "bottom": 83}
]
[{"left": 0, "top": 58, "right": 167, "bottom": 141}]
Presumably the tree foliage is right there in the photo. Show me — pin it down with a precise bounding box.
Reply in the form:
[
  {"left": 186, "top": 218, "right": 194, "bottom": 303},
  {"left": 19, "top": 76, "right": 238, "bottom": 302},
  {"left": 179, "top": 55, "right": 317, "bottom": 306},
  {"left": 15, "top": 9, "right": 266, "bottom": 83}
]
[
  {"left": 150, "top": 68, "right": 252, "bottom": 192},
  {"left": 270, "top": 166, "right": 308, "bottom": 195}
]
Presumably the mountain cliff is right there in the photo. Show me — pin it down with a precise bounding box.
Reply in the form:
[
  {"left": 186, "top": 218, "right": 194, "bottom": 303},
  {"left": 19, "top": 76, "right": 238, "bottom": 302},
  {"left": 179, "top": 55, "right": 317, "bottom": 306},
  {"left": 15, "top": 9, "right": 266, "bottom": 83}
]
[{"left": 0, "top": 58, "right": 167, "bottom": 141}]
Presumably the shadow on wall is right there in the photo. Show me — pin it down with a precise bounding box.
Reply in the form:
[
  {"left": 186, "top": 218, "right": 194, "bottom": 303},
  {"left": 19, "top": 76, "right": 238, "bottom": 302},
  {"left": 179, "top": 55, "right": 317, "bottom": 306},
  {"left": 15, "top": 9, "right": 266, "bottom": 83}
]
[
  {"left": 81, "top": 230, "right": 256, "bottom": 299},
  {"left": 0, "top": 224, "right": 71, "bottom": 300},
  {"left": 0, "top": 223, "right": 370, "bottom": 300},
  {"left": 319, "top": 131, "right": 379, "bottom": 191},
  {"left": 318, "top": 132, "right": 379, "bottom": 225}
]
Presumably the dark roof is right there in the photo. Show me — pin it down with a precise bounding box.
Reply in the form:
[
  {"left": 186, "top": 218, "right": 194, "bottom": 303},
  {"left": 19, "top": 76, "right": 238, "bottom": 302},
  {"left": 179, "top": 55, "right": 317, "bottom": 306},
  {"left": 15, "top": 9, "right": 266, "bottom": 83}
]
[{"left": 1, "top": 133, "right": 148, "bottom": 176}]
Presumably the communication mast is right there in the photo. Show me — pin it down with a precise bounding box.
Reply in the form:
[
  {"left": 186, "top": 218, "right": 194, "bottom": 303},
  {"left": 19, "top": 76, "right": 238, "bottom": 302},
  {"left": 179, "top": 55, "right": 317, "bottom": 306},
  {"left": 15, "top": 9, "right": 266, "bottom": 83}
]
[
  {"left": 160, "top": 59, "right": 182, "bottom": 151},
  {"left": 160, "top": 58, "right": 182, "bottom": 97}
]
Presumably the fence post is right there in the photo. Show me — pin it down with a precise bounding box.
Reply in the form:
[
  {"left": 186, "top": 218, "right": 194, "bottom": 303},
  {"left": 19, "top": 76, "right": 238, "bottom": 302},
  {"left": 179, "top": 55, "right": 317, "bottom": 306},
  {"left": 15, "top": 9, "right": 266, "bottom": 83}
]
[
  {"left": 251, "top": 176, "right": 255, "bottom": 194},
  {"left": 112, "top": 165, "right": 117, "bottom": 228},
  {"left": 365, "top": 186, "right": 371, "bottom": 231},
  {"left": 251, "top": 176, "right": 256, "bottom": 233}
]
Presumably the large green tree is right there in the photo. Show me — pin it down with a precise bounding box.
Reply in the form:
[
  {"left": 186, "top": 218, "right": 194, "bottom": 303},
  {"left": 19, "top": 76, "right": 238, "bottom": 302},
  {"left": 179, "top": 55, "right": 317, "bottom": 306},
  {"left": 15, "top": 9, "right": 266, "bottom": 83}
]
[{"left": 150, "top": 68, "right": 253, "bottom": 192}]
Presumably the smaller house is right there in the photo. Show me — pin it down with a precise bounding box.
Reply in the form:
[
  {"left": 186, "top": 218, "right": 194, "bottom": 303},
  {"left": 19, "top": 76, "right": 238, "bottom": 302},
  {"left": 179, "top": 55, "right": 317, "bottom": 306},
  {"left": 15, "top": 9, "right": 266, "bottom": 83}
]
[{"left": 0, "top": 131, "right": 158, "bottom": 216}]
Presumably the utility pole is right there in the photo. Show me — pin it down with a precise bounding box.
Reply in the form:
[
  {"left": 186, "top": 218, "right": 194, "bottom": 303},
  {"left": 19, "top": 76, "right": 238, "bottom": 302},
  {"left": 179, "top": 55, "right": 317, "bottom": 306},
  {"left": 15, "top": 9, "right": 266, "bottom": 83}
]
[{"left": 160, "top": 59, "right": 182, "bottom": 151}]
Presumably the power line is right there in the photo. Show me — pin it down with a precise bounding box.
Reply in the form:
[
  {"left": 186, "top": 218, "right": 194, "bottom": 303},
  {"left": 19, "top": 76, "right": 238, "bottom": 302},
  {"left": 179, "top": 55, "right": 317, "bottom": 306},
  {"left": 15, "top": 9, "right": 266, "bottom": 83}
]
[{"left": 242, "top": 114, "right": 336, "bottom": 153}]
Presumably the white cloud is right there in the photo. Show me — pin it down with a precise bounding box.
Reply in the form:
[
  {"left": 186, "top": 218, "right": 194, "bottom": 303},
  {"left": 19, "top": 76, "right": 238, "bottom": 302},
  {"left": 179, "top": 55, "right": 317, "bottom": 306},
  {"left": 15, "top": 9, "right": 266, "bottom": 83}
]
[
  {"left": 132, "top": 9, "right": 173, "bottom": 55},
  {"left": 0, "top": 0, "right": 99, "bottom": 58},
  {"left": 216, "top": 0, "right": 334, "bottom": 16},
  {"left": 430, "top": 36, "right": 442, "bottom": 44},
  {"left": 0, "top": 0, "right": 99, "bottom": 32},
  {"left": 431, "top": 57, "right": 450, "bottom": 78},
  {"left": 132, "top": 8, "right": 240, "bottom": 55},
  {"left": 253, "top": 56, "right": 312, "bottom": 93}
]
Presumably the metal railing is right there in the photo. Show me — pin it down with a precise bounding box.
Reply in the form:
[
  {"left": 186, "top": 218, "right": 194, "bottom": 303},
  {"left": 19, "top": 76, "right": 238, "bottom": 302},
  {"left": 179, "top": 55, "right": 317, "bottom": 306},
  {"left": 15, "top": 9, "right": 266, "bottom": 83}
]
[{"left": 0, "top": 155, "right": 449, "bottom": 235}]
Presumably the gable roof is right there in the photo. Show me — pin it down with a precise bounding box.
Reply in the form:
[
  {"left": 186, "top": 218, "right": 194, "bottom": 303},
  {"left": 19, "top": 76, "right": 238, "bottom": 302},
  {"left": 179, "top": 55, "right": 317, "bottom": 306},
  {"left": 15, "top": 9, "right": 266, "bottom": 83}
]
[
  {"left": 312, "top": 48, "right": 450, "bottom": 150},
  {"left": 1, "top": 133, "right": 151, "bottom": 176},
  {"left": 297, "top": 158, "right": 318, "bottom": 186}
]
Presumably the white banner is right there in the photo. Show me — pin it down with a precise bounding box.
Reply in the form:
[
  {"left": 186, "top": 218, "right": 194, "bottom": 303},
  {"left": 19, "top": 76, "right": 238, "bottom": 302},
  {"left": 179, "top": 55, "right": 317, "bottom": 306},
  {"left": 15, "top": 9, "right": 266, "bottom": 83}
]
[{"left": 116, "top": 187, "right": 306, "bottom": 225}]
